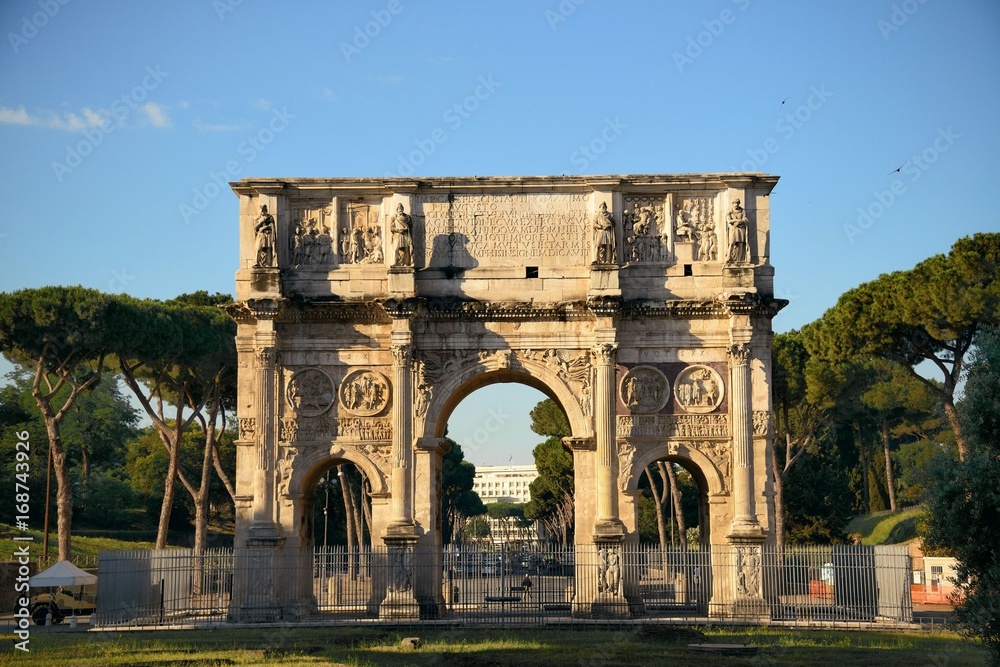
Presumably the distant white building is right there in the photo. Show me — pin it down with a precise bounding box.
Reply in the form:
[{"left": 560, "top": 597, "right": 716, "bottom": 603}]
[{"left": 472, "top": 465, "right": 537, "bottom": 504}]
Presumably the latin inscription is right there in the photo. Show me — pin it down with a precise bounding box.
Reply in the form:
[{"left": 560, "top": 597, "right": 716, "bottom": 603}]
[{"left": 419, "top": 194, "right": 589, "bottom": 265}]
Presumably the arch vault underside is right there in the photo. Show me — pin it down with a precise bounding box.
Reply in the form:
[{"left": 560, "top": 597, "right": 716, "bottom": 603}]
[{"left": 226, "top": 174, "right": 786, "bottom": 621}]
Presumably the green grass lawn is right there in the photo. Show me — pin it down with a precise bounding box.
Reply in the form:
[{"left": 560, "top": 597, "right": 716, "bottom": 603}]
[
  {"left": 0, "top": 523, "right": 159, "bottom": 565},
  {"left": 0, "top": 626, "right": 986, "bottom": 666},
  {"left": 844, "top": 506, "right": 925, "bottom": 546}
]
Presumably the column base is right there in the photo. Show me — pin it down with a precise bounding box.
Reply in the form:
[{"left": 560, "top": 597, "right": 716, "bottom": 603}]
[
  {"left": 726, "top": 519, "right": 764, "bottom": 542},
  {"left": 590, "top": 591, "right": 630, "bottom": 619},
  {"left": 729, "top": 596, "right": 770, "bottom": 621},
  {"left": 379, "top": 535, "right": 419, "bottom": 620},
  {"left": 592, "top": 518, "right": 626, "bottom": 542}
]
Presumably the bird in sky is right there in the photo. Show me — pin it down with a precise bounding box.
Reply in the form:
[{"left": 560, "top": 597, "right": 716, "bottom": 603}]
[
  {"left": 887, "top": 161, "right": 909, "bottom": 175},
  {"left": 781, "top": 97, "right": 790, "bottom": 106}
]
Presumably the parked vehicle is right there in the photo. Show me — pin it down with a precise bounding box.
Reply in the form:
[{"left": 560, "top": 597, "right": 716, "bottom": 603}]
[{"left": 29, "top": 587, "right": 96, "bottom": 625}]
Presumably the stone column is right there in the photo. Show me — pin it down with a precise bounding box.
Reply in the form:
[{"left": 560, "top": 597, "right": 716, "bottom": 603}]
[
  {"left": 724, "top": 342, "right": 767, "bottom": 619},
  {"left": 590, "top": 342, "right": 628, "bottom": 618},
  {"left": 387, "top": 343, "right": 415, "bottom": 533},
  {"left": 380, "top": 341, "right": 419, "bottom": 619},
  {"left": 726, "top": 343, "right": 760, "bottom": 536},
  {"left": 251, "top": 343, "right": 278, "bottom": 530},
  {"left": 592, "top": 343, "right": 623, "bottom": 536},
  {"left": 232, "top": 321, "right": 285, "bottom": 621}
]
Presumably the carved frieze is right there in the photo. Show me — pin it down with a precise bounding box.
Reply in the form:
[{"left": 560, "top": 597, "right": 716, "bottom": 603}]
[
  {"left": 618, "top": 414, "right": 729, "bottom": 439},
  {"left": 596, "top": 544, "right": 623, "bottom": 596},
  {"left": 339, "top": 418, "right": 392, "bottom": 441},
  {"left": 279, "top": 417, "right": 391, "bottom": 443},
  {"left": 752, "top": 410, "right": 771, "bottom": 437},
  {"left": 674, "top": 365, "right": 725, "bottom": 414},
  {"left": 238, "top": 417, "right": 256, "bottom": 439},
  {"left": 286, "top": 367, "right": 335, "bottom": 417},
  {"left": 277, "top": 446, "right": 298, "bottom": 497},
  {"left": 692, "top": 440, "right": 731, "bottom": 487},
  {"left": 619, "top": 365, "right": 670, "bottom": 414},
  {"left": 541, "top": 348, "right": 592, "bottom": 417},
  {"left": 358, "top": 442, "right": 392, "bottom": 475},
  {"left": 617, "top": 440, "right": 636, "bottom": 492},
  {"left": 623, "top": 196, "right": 667, "bottom": 263},
  {"left": 339, "top": 370, "right": 390, "bottom": 416},
  {"left": 340, "top": 202, "right": 383, "bottom": 265},
  {"left": 678, "top": 197, "right": 720, "bottom": 262},
  {"left": 289, "top": 203, "right": 335, "bottom": 267},
  {"left": 735, "top": 545, "right": 762, "bottom": 597}
]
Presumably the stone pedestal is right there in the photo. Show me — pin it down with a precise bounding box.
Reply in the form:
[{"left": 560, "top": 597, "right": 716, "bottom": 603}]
[
  {"left": 230, "top": 533, "right": 284, "bottom": 622},
  {"left": 722, "top": 265, "right": 755, "bottom": 291},
  {"left": 590, "top": 539, "right": 629, "bottom": 619},
  {"left": 728, "top": 540, "right": 769, "bottom": 620},
  {"left": 379, "top": 537, "right": 420, "bottom": 620},
  {"left": 388, "top": 266, "right": 415, "bottom": 296},
  {"left": 588, "top": 264, "right": 620, "bottom": 296},
  {"left": 250, "top": 267, "right": 281, "bottom": 296}
]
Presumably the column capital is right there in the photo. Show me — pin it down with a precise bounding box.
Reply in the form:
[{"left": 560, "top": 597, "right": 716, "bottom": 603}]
[
  {"left": 254, "top": 346, "right": 276, "bottom": 368},
  {"left": 391, "top": 343, "right": 413, "bottom": 367},
  {"left": 591, "top": 342, "right": 618, "bottom": 366},
  {"left": 727, "top": 342, "right": 751, "bottom": 366}
]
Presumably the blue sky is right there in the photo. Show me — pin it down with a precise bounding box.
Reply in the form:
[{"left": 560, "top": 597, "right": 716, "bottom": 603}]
[{"left": 1, "top": 0, "right": 998, "bottom": 466}]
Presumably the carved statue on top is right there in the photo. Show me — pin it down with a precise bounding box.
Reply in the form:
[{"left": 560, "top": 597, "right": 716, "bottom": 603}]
[
  {"left": 253, "top": 204, "right": 276, "bottom": 268},
  {"left": 389, "top": 203, "right": 414, "bottom": 267},
  {"left": 727, "top": 198, "right": 750, "bottom": 263},
  {"left": 592, "top": 202, "right": 616, "bottom": 264}
]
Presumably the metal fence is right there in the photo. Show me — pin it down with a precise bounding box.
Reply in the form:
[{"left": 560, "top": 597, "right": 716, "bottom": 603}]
[{"left": 94, "top": 543, "right": 915, "bottom": 628}]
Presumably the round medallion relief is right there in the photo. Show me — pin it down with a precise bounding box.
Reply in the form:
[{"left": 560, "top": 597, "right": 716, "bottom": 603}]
[
  {"left": 674, "top": 365, "right": 725, "bottom": 414},
  {"left": 339, "top": 369, "right": 391, "bottom": 416},
  {"left": 286, "top": 368, "right": 335, "bottom": 417},
  {"left": 619, "top": 365, "right": 670, "bottom": 414}
]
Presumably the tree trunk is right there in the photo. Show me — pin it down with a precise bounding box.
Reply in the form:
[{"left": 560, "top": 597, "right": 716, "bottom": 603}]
[
  {"left": 644, "top": 466, "right": 668, "bottom": 553},
  {"left": 338, "top": 466, "right": 358, "bottom": 577},
  {"left": 193, "top": 421, "right": 216, "bottom": 556},
  {"left": 157, "top": 434, "right": 179, "bottom": 549},
  {"left": 772, "top": 444, "right": 786, "bottom": 552},
  {"left": 662, "top": 462, "right": 687, "bottom": 551},
  {"left": 43, "top": 419, "right": 73, "bottom": 562},
  {"left": 941, "top": 399, "right": 967, "bottom": 461},
  {"left": 855, "top": 424, "right": 871, "bottom": 513},
  {"left": 881, "top": 415, "right": 897, "bottom": 512}
]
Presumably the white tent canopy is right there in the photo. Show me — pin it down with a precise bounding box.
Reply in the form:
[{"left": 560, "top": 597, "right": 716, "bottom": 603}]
[{"left": 28, "top": 560, "right": 97, "bottom": 587}]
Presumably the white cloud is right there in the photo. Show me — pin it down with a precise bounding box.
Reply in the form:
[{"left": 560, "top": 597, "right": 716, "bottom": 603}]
[
  {"left": 193, "top": 118, "right": 251, "bottom": 132},
  {"left": 0, "top": 105, "right": 110, "bottom": 130},
  {"left": 252, "top": 98, "right": 274, "bottom": 111},
  {"left": 0, "top": 106, "right": 33, "bottom": 125},
  {"left": 140, "top": 102, "right": 171, "bottom": 128}
]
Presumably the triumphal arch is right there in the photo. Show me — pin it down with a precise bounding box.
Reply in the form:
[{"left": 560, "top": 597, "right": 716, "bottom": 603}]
[{"left": 227, "top": 174, "right": 784, "bottom": 620}]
